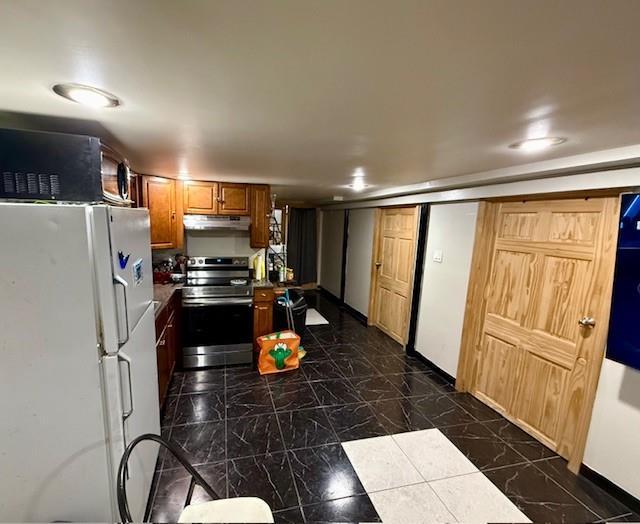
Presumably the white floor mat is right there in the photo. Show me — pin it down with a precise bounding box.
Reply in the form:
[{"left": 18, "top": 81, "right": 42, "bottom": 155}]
[{"left": 306, "top": 308, "right": 329, "bottom": 326}]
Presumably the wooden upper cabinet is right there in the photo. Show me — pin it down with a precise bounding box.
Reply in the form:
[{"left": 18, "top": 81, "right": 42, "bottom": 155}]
[
  {"left": 141, "top": 176, "right": 177, "bottom": 249},
  {"left": 218, "top": 183, "right": 250, "bottom": 216},
  {"left": 183, "top": 181, "right": 219, "bottom": 215},
  {"left": 250, "top": 184, "right": 270, "bottom": 248}
]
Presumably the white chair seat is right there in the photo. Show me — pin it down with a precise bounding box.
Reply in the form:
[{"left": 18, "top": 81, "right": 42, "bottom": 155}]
[{"left": 178, "top": 497, "right": 274, "bottom": 523}]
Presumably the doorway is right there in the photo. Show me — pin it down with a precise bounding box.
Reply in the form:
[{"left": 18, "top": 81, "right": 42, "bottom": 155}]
[
  {"left": 369, "top": 206, "right": 420, "bottom": 344},
  {"left": 457, "top": 196, "right": 620, "bottom": 471}
]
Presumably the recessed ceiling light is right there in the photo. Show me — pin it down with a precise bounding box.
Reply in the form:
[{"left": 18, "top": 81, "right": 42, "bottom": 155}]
[
  {"left": 52, "top": 83, "right": 121, "bottom": 108},
  {"left": 350, "top": 177, "right": 366, "bottom": 191},
  {"left": 509, "top": 136, "right": 566, "bottom": 152},
  {"left": 352, "top": 167, "right": 366, "bottom": 177}
]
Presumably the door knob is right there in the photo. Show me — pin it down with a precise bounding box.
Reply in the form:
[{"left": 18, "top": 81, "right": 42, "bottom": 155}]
[
  {"left": 578, "top": 317, "right": 596, "bottom": 328},
  {"left": 375, "top": 262, "right": 382, "bottom": 268}
]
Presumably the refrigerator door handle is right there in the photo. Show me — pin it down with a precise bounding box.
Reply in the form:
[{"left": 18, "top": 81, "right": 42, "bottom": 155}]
[
  {"left": 113, "top": 275, "right": 130, "bottom": 346},
  {"left": 118, "top": 351, "right": 134, "bottom": 421}
]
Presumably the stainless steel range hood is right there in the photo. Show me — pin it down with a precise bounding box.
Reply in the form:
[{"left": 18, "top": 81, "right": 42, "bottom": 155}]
[{"left": 183, "top": 215, "right": 251, "bottom": 231}]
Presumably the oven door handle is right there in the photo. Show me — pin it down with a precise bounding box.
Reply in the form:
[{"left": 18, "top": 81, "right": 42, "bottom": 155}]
[{"left": 182, "top": 297, "right": 253, "bottom": 307}]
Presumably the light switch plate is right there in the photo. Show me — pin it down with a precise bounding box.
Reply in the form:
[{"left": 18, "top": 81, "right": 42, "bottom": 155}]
[{"left": 433, "top": 249, "right": 443, "bottom": 263}]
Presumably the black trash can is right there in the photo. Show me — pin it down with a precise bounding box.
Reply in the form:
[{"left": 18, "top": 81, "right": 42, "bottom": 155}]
[{"left": 274, "top": 289, "right": 308, "bottom": 335}]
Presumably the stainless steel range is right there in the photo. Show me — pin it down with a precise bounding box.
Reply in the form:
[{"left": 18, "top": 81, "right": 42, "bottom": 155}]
[{"left": 182, "top": 256, "right": 253, "bottom": 368}]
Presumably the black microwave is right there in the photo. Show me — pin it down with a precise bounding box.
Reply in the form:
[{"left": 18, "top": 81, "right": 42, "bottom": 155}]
[{"left": 0, "top": 127, "right": 132, "bottom": 205}]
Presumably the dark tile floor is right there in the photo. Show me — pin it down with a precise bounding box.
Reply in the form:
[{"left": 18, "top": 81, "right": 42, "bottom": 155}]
[{"left": 148, "top": 292, "right": 639, "bottom": 523}]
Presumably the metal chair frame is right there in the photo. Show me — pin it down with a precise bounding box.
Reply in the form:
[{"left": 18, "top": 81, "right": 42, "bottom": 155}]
[{"left": 117, "top": 433, "right": 220, "bottom": 523}]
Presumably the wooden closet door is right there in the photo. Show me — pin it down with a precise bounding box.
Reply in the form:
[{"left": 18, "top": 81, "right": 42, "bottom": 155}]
[
  {"left": 371, "top": 206, "right": 419, "bottom": 344},
  {"left": 468, "top": 197, "right": 619, "bottom": 468}
]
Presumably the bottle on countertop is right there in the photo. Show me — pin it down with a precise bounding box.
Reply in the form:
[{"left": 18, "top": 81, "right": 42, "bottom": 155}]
[{"left": 254, "top": 253, "right": 265, "bottom": 281}]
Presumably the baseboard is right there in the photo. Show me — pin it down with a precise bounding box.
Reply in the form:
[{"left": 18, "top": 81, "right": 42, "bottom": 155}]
[
  {"left": 407, "top": 349, "right": 456, "bottom": 386},
  {"left": 317, "top": 286, "right": 341, "bottom": 304},
  {"left": 317, "top": 286, "right": 368, "bottom": 326},
  {"left": 579, "top": 464, "right": 640, "bottom": 515},
  {"left": 341, "top": 301, "right": 368, "bottom": 325}
]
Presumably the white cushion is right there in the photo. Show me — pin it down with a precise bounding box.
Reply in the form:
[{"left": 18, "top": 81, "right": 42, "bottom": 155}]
[{"left": 178, "top": 497, "right": 274, "bottom": 523}]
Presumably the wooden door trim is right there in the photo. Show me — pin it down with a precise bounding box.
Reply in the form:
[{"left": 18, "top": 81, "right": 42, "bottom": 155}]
[
  {"left": 368, "top": 208, "right": 382, "bottom": 325},
  {"left": 456, "top": 194, "right": 622, "bottom": 472}
]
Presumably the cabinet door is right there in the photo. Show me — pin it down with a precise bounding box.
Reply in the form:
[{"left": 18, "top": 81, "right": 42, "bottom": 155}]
[
  {"left": 142, "top": 176, "right": 177, "bottom": 249},
  {"left": 166, "top": 311, "right": 177, "bottom": 377},
  {"left": 156, "top": 328, "right": 170, "bottom": 405},
  {"left": 253, "top": 302, "right": 273, "bottom": 347},
  {"left": 219, "top": 183, "right": 250, "bottom": 216},
  {"left": 250, "top": 184, "right": 270, "bottom": 248},
  {"left": 183, "top": 181, "right": 218, "bottom": 215}
]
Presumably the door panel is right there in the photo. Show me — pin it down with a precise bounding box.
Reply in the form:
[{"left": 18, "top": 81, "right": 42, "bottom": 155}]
[
  {"left": 513, "top": 351, "right": 568, "bottom": 446},
  {"left": 474, "top": 334, "right": 521, "bottom": 414},
  {"left": 462, "top": 197, "right": 620, "bottom": 470},
  {"left": 533, "top": 256, "right": 590, "bottom": 342},
  {"left": 370, "top": 206, "right": 418, "bottom": 344},
  {"left": 184, "top": 181, "right": 218, "bottom": 215},
  {"left": 486, "top": 250, "right": 535, "bottom": 322},
  {"left": 219, "top": 183, "right": 250, "bottom": 215}
]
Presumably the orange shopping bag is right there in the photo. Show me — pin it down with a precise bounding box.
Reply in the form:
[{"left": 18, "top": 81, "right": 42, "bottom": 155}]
[{"left": 257, "top": 330, "right": 300, "bottom": 375}]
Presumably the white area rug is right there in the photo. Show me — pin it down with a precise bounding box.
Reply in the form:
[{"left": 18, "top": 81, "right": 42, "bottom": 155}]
[{"left": 305, "top": 308, "right": 329, "bottom": 326}]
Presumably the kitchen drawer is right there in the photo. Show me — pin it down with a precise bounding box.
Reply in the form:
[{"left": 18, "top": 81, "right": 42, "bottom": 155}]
[{"left": 253, "top": 288, "right": 274, "bottom": 303}]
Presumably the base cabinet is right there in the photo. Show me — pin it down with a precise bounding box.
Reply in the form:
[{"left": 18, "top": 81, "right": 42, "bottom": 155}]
[
  {"left": 253, "top": 287, "right": 274, "bottom": 363},
  {"left": 155, "top": 290, "right": 181, "bottom": 407}
]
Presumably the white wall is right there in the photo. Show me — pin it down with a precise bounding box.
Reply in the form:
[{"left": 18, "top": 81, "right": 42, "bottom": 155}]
[
  {"left": 414, "top": 202, "right": 479, "bottom": 377},
  {"left": 185, "top": 230, "right": 262, "bottom": 260},
  {"left": 585, "top": 359, "right": 640, "bottom": 499},
  {"left": 344, "top": 208, "right": 375, "bottom": 316},
  {"left": 319, "top": 209, "right": 344, "bottom": 298}
]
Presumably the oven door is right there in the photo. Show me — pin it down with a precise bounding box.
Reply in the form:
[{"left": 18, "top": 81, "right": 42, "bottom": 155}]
[{"left": 182, "top": 297, "right": 253, "bottom": 368}]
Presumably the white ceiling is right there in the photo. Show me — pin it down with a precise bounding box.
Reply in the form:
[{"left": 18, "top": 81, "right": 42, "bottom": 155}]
[{"left": 1, "top": 0, "right": 640, "bottom": 203}]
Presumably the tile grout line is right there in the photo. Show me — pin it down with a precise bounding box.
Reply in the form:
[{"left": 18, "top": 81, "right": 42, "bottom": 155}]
[
  {"left": 385, "top": 430, "right": 463, "bottom": 522},
  {"left": 265, "top": 368, "right": 308, "bottom": 523},
  {"left": 223, "top": 368, "right": 229, "bottom": 499},
  {"left": 596, "top": 512, "right": 633, "bottom": 523},
  {"left": 302, "top": 363, "right": 379, "bottom": 519},
  {"left": 529, "top": 457, "right": 607, "bottom": 520}
]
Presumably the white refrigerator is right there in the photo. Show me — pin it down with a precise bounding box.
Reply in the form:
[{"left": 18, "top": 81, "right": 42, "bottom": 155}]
[{"left": 0, "top": 203, "right": 160, "bottom": 522}]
